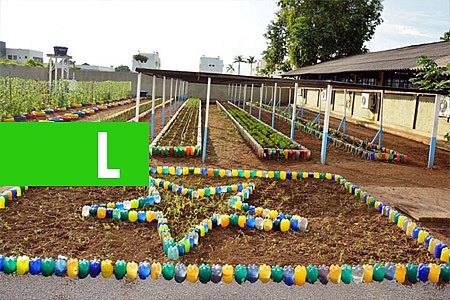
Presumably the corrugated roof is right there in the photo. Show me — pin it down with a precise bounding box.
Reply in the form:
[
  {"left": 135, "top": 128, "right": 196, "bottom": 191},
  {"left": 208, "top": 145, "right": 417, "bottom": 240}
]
[{"left": 284, "top": 41, "right": 450, "bottom": 76}]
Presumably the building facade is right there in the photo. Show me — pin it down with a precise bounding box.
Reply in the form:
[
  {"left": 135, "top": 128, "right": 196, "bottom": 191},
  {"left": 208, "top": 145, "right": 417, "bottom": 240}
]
[
  {"left": 132, "top": 52, "right": 161, "bottom": 72},
  {"left": 199, "top": 56, "right": 223, "bottom": 73},
  {"left": 77, "top": 63, "right": 114, "bottom": 72},
  {"left": 4, "top": 47, "right": 43, "bottom": 64}
]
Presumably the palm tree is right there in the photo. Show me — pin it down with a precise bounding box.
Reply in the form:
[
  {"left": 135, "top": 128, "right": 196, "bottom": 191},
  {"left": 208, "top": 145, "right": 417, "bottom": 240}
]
[
  {"left": 226, "top": 64, "right": 235, "bottom": 74},
  {"left": 233, "top": 55, "right": 245, "bottom": 75},
  {"left": 247, "top": 56, "right": 257, "bottom": 75}
]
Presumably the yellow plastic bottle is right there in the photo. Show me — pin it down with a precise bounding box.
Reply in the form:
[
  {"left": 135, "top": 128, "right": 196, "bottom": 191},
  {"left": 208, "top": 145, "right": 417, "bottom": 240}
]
[
  {"left": 418, "top": 230, "right": 428, "bottom": 244},
  {"left": 329, "top": 265, "right": 342, "bottom": 284},
  {"left": 314, "top": 172, "right": 320, "bottom": 179},
  {"left": 397, "top": 215, "right": 405, "bottom": 228},
  {"left": 219, "top": 169, "right": 226, "bottom": 177},
  {"left": 231, "top": 170, "right": 238, "bottom": 177},
  {"left": 146, "top": 211, "right": 156, "bottom": 223},
  {"left": 428, "top": 238, "right": 439, "bottom": 255},
  {"left": 186, "top": 264, "right": 199, "bottom": 283},
  {"left": 198, "top": 189, "right": 205, "bottom": 197},
  {"left": 268, "top": 171, "right": 274, "bottom": 178},
  {"left": 395, "top": 263, "right": 406, "bottom": 283},
  {"left": 259, "top": 264, "right": 271, "bottom": 283},
  {"left": 126, "top": 262, "right": 138, "bottom": 280},
  {"left": 280, "top": 219, "right": 290, "bottom": 232},
  {"left": 280, "top": 171, "right": 286, "bottom": 180},
  {"left": 101, "top": 259, "right": 114, "bottom": 278},
  {"left": 194, "top": 168, "right": 201, "bottom": 175},
  {"left": 151, "top": 262, "right": 162, "bottom": 279},
  {"left": 428, "top": 263, "right": 440, "bottom": 284},
  {"left": 244, "top": 170, "right": 250, "bottom": 178},
  {"left": 269, "top": 210, "right": 278, "bottom": 219},
  {"left": 222, "top": 264, "right": 234, "bottom": 284},
  {"left": 168, "top": 167, "right": 175, "bottom": 175},
  {"left": 235, "top": 200, "right": 242, "bottom": 210},
  {"left": 163, "top": 181, "right": 169, "bottom": 190},
  {"left": 156, "top": 167, "right": 163, "bottom": 174},
  {"left": 440, "top": 247, "right": 449, "bottom": 263},
  {"left": 67, "top": 258, "right": 79, "bottom": 278},
  {"left": 17, "top": 256, "right": 30, "bottom": 275},
  {"left": 128, "top": 211, "right": 138, "bottom": 222},
  {"left": 363, "top": 264, "right": 373, "bottom": 283},
  {"left": 256, "top": 171, "right": 263, "bottom": 178},
  {"left": 255, "top": 207, "right": 263, "bottom": 216},
  {"left": 0, "top": 196, "right": 6, "bottom": 209},
  {"left": 238, "top": 216, "right": 246, "bottom": 228},
  {"left": 325, "top": 173, "right": 332, "bottom": 180},
  {"left": 263, "top": 219, "right": 273, "bottom": 231},
  {"left": 292, "top": 171, "right": 298, "bottom": 179},
  {"left": 294, "top": 265, "right": 306, "bottom": 285}
]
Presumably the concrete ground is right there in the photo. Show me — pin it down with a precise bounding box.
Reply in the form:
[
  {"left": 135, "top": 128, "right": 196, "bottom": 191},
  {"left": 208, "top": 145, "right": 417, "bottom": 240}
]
[{"left": 0, "top": 274, "right": 448, "bottom": 300}]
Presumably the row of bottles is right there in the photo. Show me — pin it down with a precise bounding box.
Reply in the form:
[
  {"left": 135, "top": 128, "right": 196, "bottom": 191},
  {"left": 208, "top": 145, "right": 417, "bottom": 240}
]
[
  {"left": 0, "top": 186, "right": 28, "bottom": 209},
  {"left": 150, "top": 166, "right": 335, "bottom": 181},
  {"left": 341, "top": 177, "right": 449, "bottom": 265},
  {"left": 1, "top": 256, "right": 448, "bottom": 284}
]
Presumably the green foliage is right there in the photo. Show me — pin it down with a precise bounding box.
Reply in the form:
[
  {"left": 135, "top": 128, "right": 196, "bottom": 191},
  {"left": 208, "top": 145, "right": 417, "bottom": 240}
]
[
  {"left": 440, "top": 30, "right": 450, "bottom": 41},
  {"left": 233, "top": 55, "right": 245, "bottom": 75},
  {"left": 115, "top": 65, "right": 131, "bottom": 72},
  {"left": 411, "top": 56, "right": 450, "bottom": 94},
  {"left": 262, "top": 0, "right": 383, "bottom": 74},
  {"left": 23, "top": 59, "right": 45, "bottom": 68},
  {"left": 226, "top": 63, "right": 235, "bottom": 74},
  {"left": 0, "top": 59, "right": 20, "bottom": 66},
  {"left": 247, "top": 56, "right": 257, "bottom": 75},
  {"left": 133, "top": 53, "right": 148, "bottom": 64},
  {"left": 0, "top": 77, "right": 131, "bottom": 118}
]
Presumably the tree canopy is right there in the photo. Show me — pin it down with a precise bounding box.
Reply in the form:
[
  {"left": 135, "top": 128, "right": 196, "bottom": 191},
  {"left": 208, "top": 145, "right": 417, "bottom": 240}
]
[
  {"left": 115, "top": 65, "right": 131, "bottom": 72},
  {"left": 262, "top": 0, "right": 384, "bottom": 74}
]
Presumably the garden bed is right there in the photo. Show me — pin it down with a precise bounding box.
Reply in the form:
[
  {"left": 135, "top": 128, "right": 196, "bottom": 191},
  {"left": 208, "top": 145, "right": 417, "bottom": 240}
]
[
  {"left": 150, "top": 98, "right": 202, "bottom": 157},
  {"left": 253, "top": 103, "right": 408, "bottom": 163},
  {"left": 0, "top": 167, "right": 448, "bottom": 284},
  {"left": 219, "top": 101, "right": 310, "bottom": 160}
]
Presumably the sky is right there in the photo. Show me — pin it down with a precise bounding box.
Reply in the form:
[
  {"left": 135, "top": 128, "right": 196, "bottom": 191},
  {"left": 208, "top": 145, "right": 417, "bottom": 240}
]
[{"left": 0, "top": 0, "right": 448, "bottom": 74}]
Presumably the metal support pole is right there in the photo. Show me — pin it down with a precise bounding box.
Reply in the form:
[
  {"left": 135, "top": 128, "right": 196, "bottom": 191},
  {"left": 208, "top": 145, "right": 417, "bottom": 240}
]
[
  {"left": 229, "top": 84, "right": 233, "bottom": 101},
  {"left": 259, "top": 83, "right": 264, "bottom": 120},
  {"left": 277, "top": 86, "right": 282, "bottom": 107},
  {"left": 202, "top": 77, "right": 211, "bottom": 163},
  {"left": 285, "top": 87, "right": 292, "bottom": 114},
  {"left": 48, "top": 58, "right": 53, "bottom": 92},
  {"left": 227, "top": 84, "right": 230, "bottom": 100},
  {"left": 238, "top": 84, "right": 242, "bottom": 107},
  {"left": 151, "top": 75, "right": 156, "bottom": 138},
  {"left": 338, "top": 89, "right": 347, "bottom": 133},
  {"left": 379, "top": 90, "right": 384, "bottom": 147},
  {"left": 243, "top": 84, "right": 247, "bottom": 110},
  {"left": 272, "top": 83, "right": 277, "bottom": 128},
  {"left": 134, "top": 72, "right": 142, "bottom": 121},
  {"left": 249, "top": 84, "right": 254, "bottom": 115},
  {"left": 321, "top": 84, "right": 333, "bottom": 165},
  {"left": 290, "top": 83, "right": 298, "bottom": 140},
  {"left": 264, "top": 85, "right": 268, "bottom": 104},
  {"left": 234, "top": 84, "right": 238, "bottom": 104},
  {"left": 174, "top": 79, "right": 178, "bottom": 111},
  {"left": 428, "top": 94, "right": 441, "bottom": 168},
  {"left": 169, "top": 78, "right": 173, "bottom": 115},
  {"left": 185, "top": 82, "right": 189, "bottom": 99},
  {"left": 162, "top": 76, "right": 166, "bottom": 126}
]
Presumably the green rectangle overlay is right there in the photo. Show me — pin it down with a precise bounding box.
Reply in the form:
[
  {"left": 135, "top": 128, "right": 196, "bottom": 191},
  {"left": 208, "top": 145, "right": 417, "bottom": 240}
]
[{"left": 0, "top": 122, "right": 149, "bottom": 186}]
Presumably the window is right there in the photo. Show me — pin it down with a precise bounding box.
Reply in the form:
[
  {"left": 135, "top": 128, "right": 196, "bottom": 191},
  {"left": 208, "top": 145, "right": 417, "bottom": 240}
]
[
  {"left": 7, "top": 55, "right": 12, "bottom": 59},
  {"left": 13, "top": 55, "right": 17, "bottom": 60},
  {"left": 25, "top": 56, "right": 27, "bottom": 59}
]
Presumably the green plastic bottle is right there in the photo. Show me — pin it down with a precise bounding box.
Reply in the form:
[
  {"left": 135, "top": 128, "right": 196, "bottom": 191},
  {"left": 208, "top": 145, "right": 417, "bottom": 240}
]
[
  {"left": 114, "top": 260, "right": 127, "bottom": 279},
  {"left": 120, "top": 211, "right": 129, "bottom": 221},
  {"left": 113, "top": 209, "right": 121, "bottom": 221},
  {"left": 230, "top": 214, "right": 239, "bottom": 226},
  {"left": 440, "top": 264, "right": 450, "bottom": 282},
  {"left": 3, "top": 256, "right": 17, "bottom": 274},
  {"left": 271, "top": 265, "right": 283, "bottom": 283},
  {"left": 162, "top": 262, "right": 175, "bottom": 280},
  {"left": 373, "top": 263, "right": 385, "bottom": 282},
  {"left": 306, "top": 264, "right": 318, "bottom": 284},
  {"left": 406, "top": 264, "right": 418, "bottom": 283},
  {"left": 78, "top": 259, "right": 90, "bottom": 279},
  {"left": 234, "top": 264, "right": 247, "bottom": 284},
  {"left": 41, "top": 258, "right": 55, "bottom": 277},
  {"left": 199, "top": 263, "right": 211, "bottom": 284},
  {"left": 341, "top": 265, "right": 352, "bottom": 284}
]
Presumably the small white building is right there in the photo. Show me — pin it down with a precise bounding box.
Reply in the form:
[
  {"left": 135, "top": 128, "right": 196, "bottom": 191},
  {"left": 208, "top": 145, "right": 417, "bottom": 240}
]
[
  {"left": 77, "top": 63, "right": 115, "bottom": 72},
  {"left": 199, "top": 56, "right": 223, "bottom": 73},
  {"left": 5, "top": 48, "right": 43, "bottom": 64},
  {"left": 132, "top": 52, "right": 161, "bottom": 71}
]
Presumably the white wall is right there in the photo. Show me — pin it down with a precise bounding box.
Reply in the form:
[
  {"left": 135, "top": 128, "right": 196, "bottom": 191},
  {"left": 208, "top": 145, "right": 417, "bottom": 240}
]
[
  {"left": 5, "top": 48, "right": 43, "bottom": 64},
  {"left": 199, "top": 56, "right": 223, "bottom": 73},
  {"left": 132, "top": 53, "right": 161, "bottom": 71}
]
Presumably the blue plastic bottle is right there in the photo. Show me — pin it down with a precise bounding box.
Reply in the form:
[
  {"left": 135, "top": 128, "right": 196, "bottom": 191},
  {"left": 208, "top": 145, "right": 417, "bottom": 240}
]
[
  {"left": 211, "top": 264, "right": 222, "bottom": 283},
  {"left": 247, "top": 264, "right": 259, "bottom": 283},
  {"left": 89, "top": 259, "right": 101, "bottom": 278},
  {"left": 138, "top": 211, "right": 146, "bottom": 223},
  {"left": 175, "top": 263, "right": 187, "bottom": 283},
  {"left": 384, "top": 263, "right": 396, "bottom": 280},
  {"left": 418, "top": 263, "right": 430, "bottom": 282},
  {"left": 29, "top": 257, "right": 42, "bottom": 275},
  {"left": 283, "top": 265, "right": 295, "bottom": 286},
  {"left": 55, "top": 256, "right": 67, "bottom": 276},
  {"left": 138, "top": 262, "right": 151, "bottom": 279}
]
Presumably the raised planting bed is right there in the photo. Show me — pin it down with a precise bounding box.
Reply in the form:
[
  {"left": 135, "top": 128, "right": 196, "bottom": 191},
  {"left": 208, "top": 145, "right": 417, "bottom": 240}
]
[
  {"left": 0, "top": 166, "right": 448, "bottom": 285},
  {"left": 150, "top": 98, "right": 202, "bottom": 157},
  {"left": 100, "top": 98, "right": 161, "bottom": 122},
  {"left": 255, "top": 103, "right": 408, "bottom": 163},
  {"left": 219, "top": 101, "right": 310, "bottom": 160}
]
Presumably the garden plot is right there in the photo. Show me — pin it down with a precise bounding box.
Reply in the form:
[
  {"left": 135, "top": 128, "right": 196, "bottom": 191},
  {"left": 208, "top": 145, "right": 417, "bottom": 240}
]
[
  {"left": 150, "top": 98, "right": 202, "bottom": 157},
  {"left": 219, "top": 101, "right": 310, "bottom": 160},
  {"left": 254, "top": 103, "right": 408, "bottom": 163},
  {"left": 0, "top": 166, "right": 447, "bottom": 285}
]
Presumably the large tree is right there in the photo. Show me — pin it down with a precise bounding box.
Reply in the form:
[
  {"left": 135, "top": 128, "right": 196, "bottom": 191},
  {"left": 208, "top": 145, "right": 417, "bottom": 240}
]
[{"left": 262, "top": 0, "right": 383, "bottom": 74}]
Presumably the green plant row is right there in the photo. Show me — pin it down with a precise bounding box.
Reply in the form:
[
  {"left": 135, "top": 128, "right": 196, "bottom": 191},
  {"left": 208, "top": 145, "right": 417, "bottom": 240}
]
[
  {"left": 0, "top": 77, "right": 131, "bottom": 118},
  {"left": 101, "top": 99, "right": 159, "bottom": 122},
  {"left": 224, "top": 103, "right": 298, "bottom": 149}
]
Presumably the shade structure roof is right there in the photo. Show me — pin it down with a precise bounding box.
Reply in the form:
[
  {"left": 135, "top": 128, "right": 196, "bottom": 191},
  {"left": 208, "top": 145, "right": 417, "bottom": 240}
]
[
  {"left": 283, "top": 41, "right": 450, "bottom": 76},
  {"left": 135, "top": 68, "right": 444, "bottom": 95}
]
